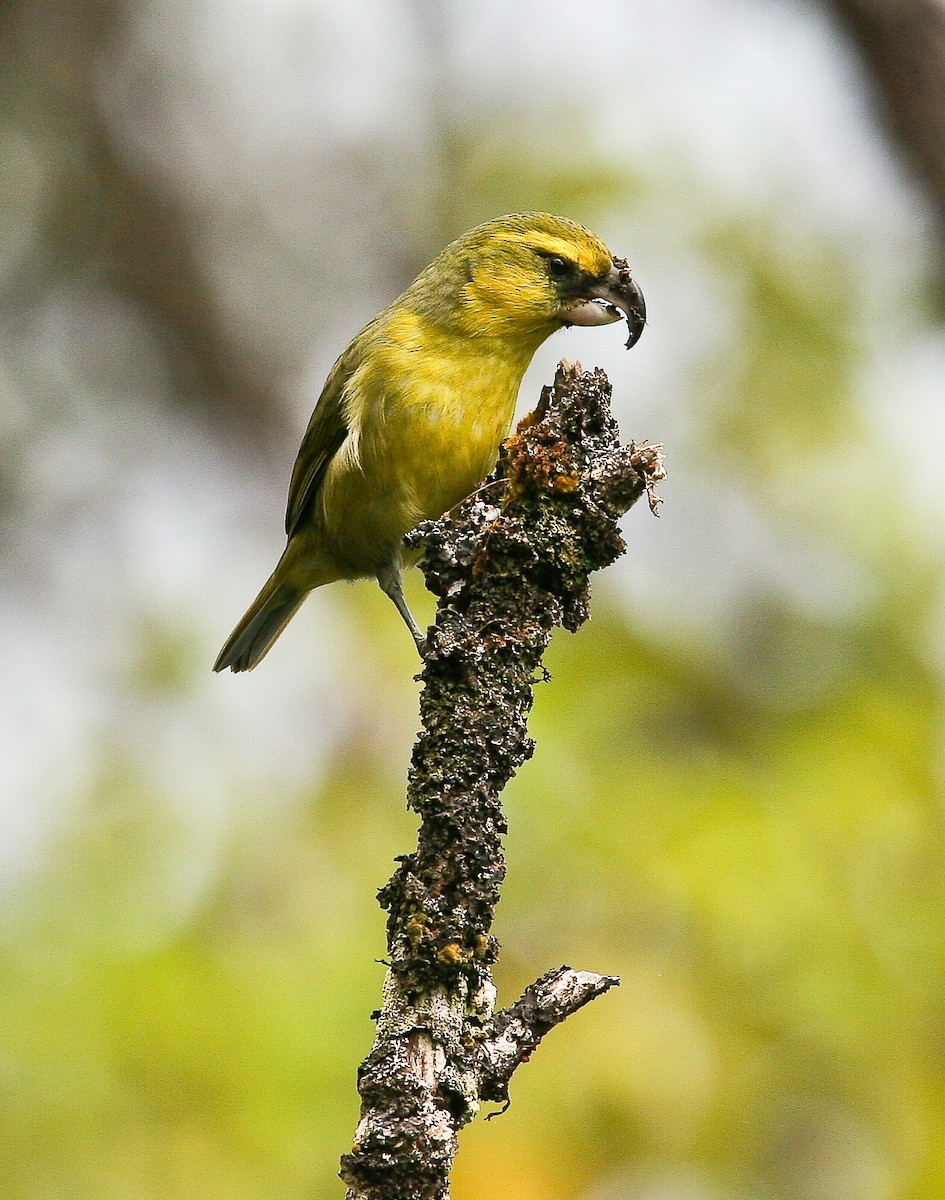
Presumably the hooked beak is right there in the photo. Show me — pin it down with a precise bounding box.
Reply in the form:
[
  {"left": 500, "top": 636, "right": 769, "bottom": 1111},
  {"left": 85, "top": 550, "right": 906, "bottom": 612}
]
[{"left": 559, "top": 257, "right": 646, "bottom": 349}]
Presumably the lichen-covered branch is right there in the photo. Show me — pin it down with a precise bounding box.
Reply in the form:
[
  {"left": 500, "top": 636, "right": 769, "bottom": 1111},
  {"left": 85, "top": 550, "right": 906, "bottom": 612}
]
[{"left": 339, "top": 362, "right": 665, "bottom": 1200}]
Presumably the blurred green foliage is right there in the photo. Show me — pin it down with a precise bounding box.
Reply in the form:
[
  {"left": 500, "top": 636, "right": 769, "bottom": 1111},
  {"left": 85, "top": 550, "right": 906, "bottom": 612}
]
[
  {"left": 3, "top": 3, "right": 944, "bottom": 1198},
  {"left": 7, "top": 545, "right": 944, "bottom": 1199},
  {"left": 5, "top": 218, "right": 945, "bottom": 1196}
]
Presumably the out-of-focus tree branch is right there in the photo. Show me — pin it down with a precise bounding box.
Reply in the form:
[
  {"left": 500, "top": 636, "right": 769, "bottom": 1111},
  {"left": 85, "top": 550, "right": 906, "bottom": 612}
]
[
  {"left": 823, "top": 0, "right": 945, "bottom": 261},
  {"left": 1, "top": 0, "right": 288, "bottom": 439},
  {"left": 339, "top": 363, "right": 665, "bottom": 1200}
]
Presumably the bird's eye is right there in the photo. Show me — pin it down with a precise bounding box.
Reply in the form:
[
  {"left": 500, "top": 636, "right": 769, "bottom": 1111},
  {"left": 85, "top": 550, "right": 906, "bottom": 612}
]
[{"left": 547, "top": 255, "right": 570, "bottom": 278}]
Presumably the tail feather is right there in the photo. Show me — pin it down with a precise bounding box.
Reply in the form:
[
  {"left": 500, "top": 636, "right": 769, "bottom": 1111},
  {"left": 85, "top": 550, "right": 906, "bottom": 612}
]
[{"left": 214, "top": 575, "right": 308, "bottom": 673}]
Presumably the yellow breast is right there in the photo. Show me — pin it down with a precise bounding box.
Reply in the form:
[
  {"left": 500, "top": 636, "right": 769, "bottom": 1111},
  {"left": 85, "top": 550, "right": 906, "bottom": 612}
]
[{"left": 353, "top": 308, "right": 533, "bottom": 521}]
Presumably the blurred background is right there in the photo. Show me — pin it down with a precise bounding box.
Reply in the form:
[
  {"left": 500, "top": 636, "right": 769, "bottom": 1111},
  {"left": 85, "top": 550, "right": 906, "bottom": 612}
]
[{"left": 3, "top": 0, "right": 945, "bottom": 1196}]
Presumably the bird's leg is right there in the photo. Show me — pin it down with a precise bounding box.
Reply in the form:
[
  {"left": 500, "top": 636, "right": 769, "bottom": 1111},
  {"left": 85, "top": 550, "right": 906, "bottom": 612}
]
[{"left": 377, "top": 561, "right": 428, "bottom": 656}]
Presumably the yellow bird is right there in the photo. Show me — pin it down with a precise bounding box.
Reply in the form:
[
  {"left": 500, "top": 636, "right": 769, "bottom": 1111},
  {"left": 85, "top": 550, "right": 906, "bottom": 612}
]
[{"left": 214, "top": 212, "right": 645, "bottom": 672}]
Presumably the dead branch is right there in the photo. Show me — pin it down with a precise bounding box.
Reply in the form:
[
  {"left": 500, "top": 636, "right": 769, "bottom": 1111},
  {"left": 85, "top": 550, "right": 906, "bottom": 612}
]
[{"left": 340, "top": 362, "right": 665, "bottom": 1200}]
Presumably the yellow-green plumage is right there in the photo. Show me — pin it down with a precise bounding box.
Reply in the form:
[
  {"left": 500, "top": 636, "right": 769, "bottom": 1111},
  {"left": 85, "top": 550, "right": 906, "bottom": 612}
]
[{"left": 214, "top": 212, "right": 645, "bottom": 671}]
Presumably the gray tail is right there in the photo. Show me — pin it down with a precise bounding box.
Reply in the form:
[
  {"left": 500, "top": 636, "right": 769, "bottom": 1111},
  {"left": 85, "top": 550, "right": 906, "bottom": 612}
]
[{"left": 213, "top": 577, "right": 308, "bottom": 673}]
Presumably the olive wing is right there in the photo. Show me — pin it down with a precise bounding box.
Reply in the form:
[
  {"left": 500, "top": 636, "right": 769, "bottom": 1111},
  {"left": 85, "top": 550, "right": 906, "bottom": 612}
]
[{"left": 284, "top": 347, "right": 355, "bottom": 538}]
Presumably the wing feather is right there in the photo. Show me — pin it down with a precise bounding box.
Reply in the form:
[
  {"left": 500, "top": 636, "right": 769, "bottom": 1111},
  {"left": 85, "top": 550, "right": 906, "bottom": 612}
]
[{"left": 284, "top": 345, "right": 357, "bottom": 537}]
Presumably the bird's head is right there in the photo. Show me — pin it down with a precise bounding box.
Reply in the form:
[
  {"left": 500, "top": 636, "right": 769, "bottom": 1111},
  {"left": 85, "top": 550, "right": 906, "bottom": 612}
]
[{"left": 408, "top": 212, "right": 645, "bottom": 352}]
